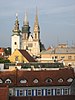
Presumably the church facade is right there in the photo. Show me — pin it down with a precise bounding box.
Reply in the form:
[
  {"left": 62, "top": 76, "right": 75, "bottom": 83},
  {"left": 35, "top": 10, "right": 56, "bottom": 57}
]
[{"left": 11, "top": 12, "right": 45, "bottom": 57}]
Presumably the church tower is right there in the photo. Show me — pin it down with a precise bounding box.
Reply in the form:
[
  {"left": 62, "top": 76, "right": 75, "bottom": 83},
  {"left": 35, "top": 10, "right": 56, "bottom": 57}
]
[
  {"left": 32, "top": 9, "right": 40, "bottom": 56},
  {"left": 33, "top": 9, "right": 40, "bottom": 41},
  {"left": 11, "top": 13, "right": 21, "bottom": 54},
  {"left": 21, "top": 12, "right": 30, "bottom": 49}
]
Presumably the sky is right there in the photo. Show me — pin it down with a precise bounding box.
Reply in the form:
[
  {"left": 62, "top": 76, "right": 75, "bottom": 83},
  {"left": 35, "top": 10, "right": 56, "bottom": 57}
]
[{"left": 0, "top": 0, "right": 75, "bottom": 48}]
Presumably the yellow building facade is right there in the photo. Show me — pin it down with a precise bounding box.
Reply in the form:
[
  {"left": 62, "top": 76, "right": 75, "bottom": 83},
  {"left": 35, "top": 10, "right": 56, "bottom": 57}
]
[{"left": 8, "top": 49, "right": 35, "bottom": 63}]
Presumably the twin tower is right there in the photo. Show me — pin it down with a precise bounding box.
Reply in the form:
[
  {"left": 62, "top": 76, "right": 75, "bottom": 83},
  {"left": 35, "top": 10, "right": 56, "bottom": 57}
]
[{"left": 11, "top": 11, "right": 44, "bottom": 57}]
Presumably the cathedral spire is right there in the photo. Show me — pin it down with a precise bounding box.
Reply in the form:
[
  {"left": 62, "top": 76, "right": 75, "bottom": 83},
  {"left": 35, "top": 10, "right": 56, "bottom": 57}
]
[
  {"left": 33, "top": 8, "right": 40, "bottom": 40},
  {"left": 34, "top": 8, "right": 39, "bottom": 27},
  {"left": 12, "top": 13, "right": 21, "bottom": 34},
  {"left": 23, "top": 12, "right": 29, "bottom": 26}
]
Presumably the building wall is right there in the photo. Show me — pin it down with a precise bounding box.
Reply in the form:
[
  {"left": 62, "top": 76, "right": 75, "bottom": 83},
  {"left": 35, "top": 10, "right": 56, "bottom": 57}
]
[
  {"left": 8, "top": 50, "right": 28, "bottom": 63},
  {"left": 9, "top": 86, "right": 71, "bottom": 97},
  {"left": 41, "top": 53, "right": 75, "bottom": 66},
  {"left": 11, "top": 35, "right": 21, "bottom": 54}
]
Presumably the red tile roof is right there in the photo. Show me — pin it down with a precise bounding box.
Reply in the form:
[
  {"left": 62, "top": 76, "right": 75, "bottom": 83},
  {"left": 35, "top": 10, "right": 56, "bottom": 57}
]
[
  {"left": 16, "top": 68, "right": 74, "bottom": 86},
  {"left": 9, "top": 95, "right": 75, "bottom": 100},
  {"left": 0, "top": 48, "right": 4, "bottom": 53},
  {"left": 0, "top": 70, "right": 16, "bottom": 87},
  {"left": 0, "top": 86, "right": 9, "bottom": 100},
  {"left": 18, "top": 49, "right": 36, "bottom": 62},
  {"left": 0, "top": 68, "right": 74, "bottom": 87}
]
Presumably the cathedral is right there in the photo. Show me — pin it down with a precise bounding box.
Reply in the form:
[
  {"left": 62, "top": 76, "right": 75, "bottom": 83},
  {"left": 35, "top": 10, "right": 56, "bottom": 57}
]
[{"left": 11, "top": 11, "right": 45, "bottom": 57}]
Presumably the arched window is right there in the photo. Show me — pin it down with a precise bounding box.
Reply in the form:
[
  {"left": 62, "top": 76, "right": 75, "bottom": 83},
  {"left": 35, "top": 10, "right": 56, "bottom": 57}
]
[
  {"left": 5, "top": 79, "right": 12, "bottom": 83},
  {"left": 67, "top": 78, "right": 73, "bottom": 82},
  {"left": 45, "top": 78, "right": 52, "bottom": 83},
  {"left": 33, "top": 78, "right": 39, "bottom": 83},
  {"left": 20, "top": 79, "right": 27, "bottom": 83},
  {"left": 58, "top": 78, "right": 64, "bottom": 83}
]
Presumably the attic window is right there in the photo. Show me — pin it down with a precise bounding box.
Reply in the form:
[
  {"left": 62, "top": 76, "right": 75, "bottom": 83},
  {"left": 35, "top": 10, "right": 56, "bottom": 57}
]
[
  {"left": 58, "top": 78, "right": 63, "bottom": 83},
  {"left": 5, "top": 79, "right": 12, "bottom": 84},
  {"left": 20, "top": 79, "right": 27, "bottom": 83},
  {"left": 15, "top": 56, "right": 18, "bottom": 61},
  {"left": 45, "top": 78, "right": 52, "bottom": 83},
  {"left": 67, "top": 78, "right": 73, "bottom": 82},
  {"left": 33, "top": 79, "right": 39, "bottom": 83},
  {"left": 0, "top": 79, "right": 3, "bottom": 83}
]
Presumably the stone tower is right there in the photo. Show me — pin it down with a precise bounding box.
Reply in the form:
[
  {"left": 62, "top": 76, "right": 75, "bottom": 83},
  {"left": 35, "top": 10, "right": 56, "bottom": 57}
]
[
  {"left": 21, "top": 12, "right": 30, "bottom": 49},
  {"left": 11, "top": 13, "right": 21, "bottom": 54},
  {"left": 32, "top": 9, "right": 40, "bottom": 56}
]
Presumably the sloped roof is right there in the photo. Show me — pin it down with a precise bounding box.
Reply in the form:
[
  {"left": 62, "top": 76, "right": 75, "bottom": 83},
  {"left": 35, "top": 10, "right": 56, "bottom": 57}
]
[
  {"left": 0, "top": 70, "right": 16, "bottom": 87},
  {"left": 41, "top": 47, "right": 75, "bottom": 54},
  {"left": 18, "top": 49, "right": 36, "bottom": 62},
  {"left": 0, "top": 48, "right": 4, "bottom": 53},
  {"left": 55, "top": 47, "right": 75, "bottom": 54},
  {"left": 0, "top": 68, "right": 74, "bottom": 87}
]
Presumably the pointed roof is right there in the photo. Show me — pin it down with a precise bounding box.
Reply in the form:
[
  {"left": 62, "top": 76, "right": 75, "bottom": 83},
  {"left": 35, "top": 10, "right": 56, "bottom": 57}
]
[
  {"left": 12, "top": 13, "right": 21, "bottom": 34},
  {"left": 34, "top": 8, "right": 39, "bottom": 26},
  {"left": 23, "top": 12, "right": 29, "bottom": 26},
  {"left": 34, "top": 8, "right": 40, "bottom": 30}
]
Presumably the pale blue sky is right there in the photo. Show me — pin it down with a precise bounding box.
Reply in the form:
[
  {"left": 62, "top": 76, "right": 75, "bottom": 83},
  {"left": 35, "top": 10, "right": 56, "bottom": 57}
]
[{"left": 0, "top": 0, "right": 75, "bottom": 48}]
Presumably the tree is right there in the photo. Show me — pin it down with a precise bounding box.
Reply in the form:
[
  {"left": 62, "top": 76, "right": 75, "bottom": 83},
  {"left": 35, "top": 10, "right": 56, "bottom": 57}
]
[{"left": 0, "top": 58, "right": 11, "bottom": 63}]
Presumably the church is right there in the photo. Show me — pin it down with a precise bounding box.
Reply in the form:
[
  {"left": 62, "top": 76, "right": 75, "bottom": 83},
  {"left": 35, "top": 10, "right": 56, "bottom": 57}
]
[{"left": 11, "top": 11, "right": 45, "bottom": 58}]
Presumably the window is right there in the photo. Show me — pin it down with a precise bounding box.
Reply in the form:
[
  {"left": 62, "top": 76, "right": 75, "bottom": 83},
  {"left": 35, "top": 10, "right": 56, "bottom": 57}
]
[
  {"left": 9, "top": 89, "right": 13, "bottom": 96},
  {"left": 5, "top": 79, "right": 12, "bottom": 83},
  {"left": 14, "top": 42, "right": 17, "bottom": 45},
  {"left": 67, "top": 78, "right": 73, "bottom": 82},
  {"left": 56, "top": 89, "right": 61, "bottom": 95},
  {"left": 68, "top": 56, "right": 72, "bottom": 60},
  {"left": 20, "top": 79, "right": 27, "bottom": 83},
  {"left": 37, "top": 89, "right": 42, "bottom": 96},
  {"left": 28, "top": 90, "right": 32, "bottom": 96},
  {"left": 61, "top": 56, "right": 65, "bottom": 59},
  {"left": 15, "top": 56, "right": 18, "bottom": 61},
  {"left": 47, "top": 89, "right": 51, "bottom": 96},
  {"left": 19, "top": 90, "right": 23, "bottom": 96},
  {"left": 33, "top": 79, "right": 39, "bottom": 83},
  {"left": 58, "top": 78, "right": 63, "bottom": 83},
  {"left": 0, "top": 79, "right": 3, "bottom": 83},
  {"left": 28, "top": 43, "right": 33, "bottom": 47},
  {"left": 63, "top": 89, "right": 69, "bottom": 95},
  {"left": 45, "top": 78, "right": 52, "bottom": 83},
  {"left": 52, "top": 56, "right": 54, "bottom": 60},
  {"left": 55, "top": 56, "right": 58, "bottom": 59},
  {"left": 35, "top": 33, "right": 37, "bottom": 39}
]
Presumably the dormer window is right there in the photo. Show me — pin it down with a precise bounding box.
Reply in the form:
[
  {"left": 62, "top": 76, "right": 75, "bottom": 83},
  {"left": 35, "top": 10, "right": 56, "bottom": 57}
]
[
  {"left": 5, "top": 79, "right": 12, "bottom": 84},
  {"left": 67, "top": 78, "right": 73, "bottom": 82},
  {"left": 58, "top": 78, "right": 64, "bottom": 83},
  {"left": 0, "top": 79, "right": 3, "bottom": 83},
  {"left": 45, "top": 78, "right": 52, "bottom": 83},
  {"left": 20, "top": 79, "right": 27, "bottom": 83},
  {"left": 33, "top": 79, "right": 39, "bottom": 83}
]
